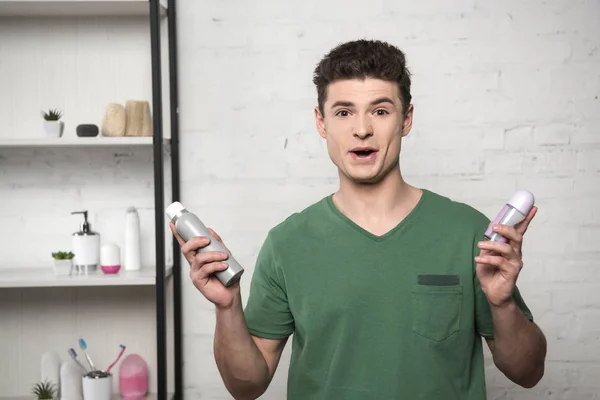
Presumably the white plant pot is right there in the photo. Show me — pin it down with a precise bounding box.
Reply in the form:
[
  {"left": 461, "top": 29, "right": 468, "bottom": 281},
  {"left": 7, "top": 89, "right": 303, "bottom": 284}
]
[
  {"left": 53, "top": 259, "right": 72, "bottom": 276},
  {"left": 44, "top": 120, "right": 64, "bottom": 138}
]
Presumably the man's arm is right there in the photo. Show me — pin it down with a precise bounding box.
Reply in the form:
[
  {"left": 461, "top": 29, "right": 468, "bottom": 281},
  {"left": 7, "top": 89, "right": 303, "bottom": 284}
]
[
  {"left": 170, "top": 223, "right": 289, "bottom": 399},
  {"left": 474, "top": 206, "right": 546, "bottom": 388},
  {"left": 214, "top": 293, "right": 287, "bottom": 400},
  {"left": 485, "top": 299, "right": 547, "bottom": 388}
]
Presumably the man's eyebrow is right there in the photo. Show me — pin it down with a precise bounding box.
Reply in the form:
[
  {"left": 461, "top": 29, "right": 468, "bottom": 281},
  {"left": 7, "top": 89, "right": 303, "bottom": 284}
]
[
  {"left": 370, "top": 97, "right": 395, "bottom": 106},
  {"left": 330, "top": 101, "right": 354, "bottom": 109},
  {"left": 330, "top": 97, "right": 395, "bottom": 109}
]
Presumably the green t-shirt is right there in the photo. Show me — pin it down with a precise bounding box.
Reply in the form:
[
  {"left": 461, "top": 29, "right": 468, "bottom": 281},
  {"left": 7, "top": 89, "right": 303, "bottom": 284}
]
[{"left": 244, "top": 189, "right": 533, "bottom": 399}]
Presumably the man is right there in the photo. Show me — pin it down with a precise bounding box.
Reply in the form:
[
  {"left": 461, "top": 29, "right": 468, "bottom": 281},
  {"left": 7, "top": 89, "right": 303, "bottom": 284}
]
[{"left": 172, "top": 39, "right": 547, "bottom": 399}]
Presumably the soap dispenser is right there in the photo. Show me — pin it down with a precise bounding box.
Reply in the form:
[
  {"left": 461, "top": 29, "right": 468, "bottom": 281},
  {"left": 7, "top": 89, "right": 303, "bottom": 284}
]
[{"left": 71, "top": 210, "right": 100, "bottom": 274}]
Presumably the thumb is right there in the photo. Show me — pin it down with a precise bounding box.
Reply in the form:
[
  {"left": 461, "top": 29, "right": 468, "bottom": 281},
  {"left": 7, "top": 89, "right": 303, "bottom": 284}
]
[
  {"left": 208, "top": 227, "right": 222, "bottom": 243},
  {"left": 170, "top": 222, "right": 185, "bottom": 246},
  {"left": 208, "top": 228, "right": 229, "bottom": 251}
]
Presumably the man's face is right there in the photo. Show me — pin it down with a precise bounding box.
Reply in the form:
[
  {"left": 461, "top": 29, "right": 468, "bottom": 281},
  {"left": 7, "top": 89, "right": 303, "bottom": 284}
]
[{"left": 315, "top": 78, "right": 413, "bottom": 184}]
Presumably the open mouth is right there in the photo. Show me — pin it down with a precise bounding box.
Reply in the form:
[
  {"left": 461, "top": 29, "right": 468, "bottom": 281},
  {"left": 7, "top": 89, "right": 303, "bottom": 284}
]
[{"left": 350, "top": 147, "right": 378, "bottom": 159}]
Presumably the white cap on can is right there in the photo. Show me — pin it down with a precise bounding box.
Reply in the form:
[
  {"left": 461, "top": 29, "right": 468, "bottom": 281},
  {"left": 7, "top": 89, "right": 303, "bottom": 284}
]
[
  {"left": 166, "top": 201, "right": 185, "bottom": 220},
  {"left": 507, "top": 190, "right": 535, "bottom": 216}
]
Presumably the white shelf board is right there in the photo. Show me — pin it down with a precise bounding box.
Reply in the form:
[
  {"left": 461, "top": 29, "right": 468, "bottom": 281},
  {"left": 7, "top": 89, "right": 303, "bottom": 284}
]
[
  {"left": 0, "top": 265, "right": 173, "bottom": 288},
  {"left": 0, "top": 0, "right": 167, "bottom": 17},
  {"left": 0, "top": 136, "right": 168, "bottom": 148}
]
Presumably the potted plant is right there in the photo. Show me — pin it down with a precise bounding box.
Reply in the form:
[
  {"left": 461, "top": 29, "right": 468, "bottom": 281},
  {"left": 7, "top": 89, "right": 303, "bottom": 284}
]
[
  {"left": 41, "top": 108, "right": 64, "bottom": 138},
  {"left": 51, "top": 250, "right": 74, "bottom": 276},
  {"left": 32, "top": 380, "right": 57, "bottom": 400}
]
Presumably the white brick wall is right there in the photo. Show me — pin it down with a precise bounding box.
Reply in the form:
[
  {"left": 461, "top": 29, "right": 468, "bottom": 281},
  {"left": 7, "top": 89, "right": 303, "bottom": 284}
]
[{"left": 178, "top": 0, "right": 600, "bottom": 399}]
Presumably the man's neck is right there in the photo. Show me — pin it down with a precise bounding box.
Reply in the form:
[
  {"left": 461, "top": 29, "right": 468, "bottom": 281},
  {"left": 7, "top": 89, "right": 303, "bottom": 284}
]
[{"left": 332, "top": 168, "right": 422, "bottom": 236}]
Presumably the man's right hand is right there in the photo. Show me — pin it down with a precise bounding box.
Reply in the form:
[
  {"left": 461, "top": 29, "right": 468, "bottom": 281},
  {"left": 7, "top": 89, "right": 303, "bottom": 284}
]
[{"left": 170, "top": 222, "right": 240, "bottom": 309}]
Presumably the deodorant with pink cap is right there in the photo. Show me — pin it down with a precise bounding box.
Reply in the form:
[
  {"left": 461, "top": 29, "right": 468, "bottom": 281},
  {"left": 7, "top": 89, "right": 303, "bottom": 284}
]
[{"left": 484, "top": 190, "right": 535, "bottom": 243}]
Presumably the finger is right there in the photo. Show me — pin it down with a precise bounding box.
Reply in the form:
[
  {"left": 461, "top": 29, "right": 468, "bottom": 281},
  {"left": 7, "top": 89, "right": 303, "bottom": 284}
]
[
  {"left": 180, "top": 237, "right": 211, "bottom": 265},
  {"left": 477, "top": 240, "right": 516, "bottom": 260},
  {"left": 191, "top": 251, "right": 229, "bottom": 272},
  {"left": 192, "top": 261, "right": 229, "bottom": 279},
  {"left": 475, "top": 262, "right": 495, "bottom": 280},
  {"left": 475, "top": 254, "right": 522, "bottom": 274},
  {"left": 170, "top": 222, "right": 186, "bottom": 247},
  {"left": 515, "top": 206, "right": 537, "bottom": 235},
  {"left": 181, "top": 236, "right": 211, "bottom": 255},
  {"left": 490, "top": 224, "right": 523, "bottom": 244}
]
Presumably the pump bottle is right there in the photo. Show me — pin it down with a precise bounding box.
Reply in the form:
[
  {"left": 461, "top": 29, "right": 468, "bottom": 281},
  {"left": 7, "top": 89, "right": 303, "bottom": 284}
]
[
  {"left": 166, "top": 202, "right": 244, "bottom": 287},
  {"left": 484, "top": 190, "right": 535, "bottom": 243},
  {"left": 71, "top": 211, "right": 100, "bottom": 274}
]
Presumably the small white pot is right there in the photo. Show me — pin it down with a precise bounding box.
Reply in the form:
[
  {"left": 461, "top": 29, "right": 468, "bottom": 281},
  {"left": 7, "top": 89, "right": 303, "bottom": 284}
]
[
  {"left": 44, "top": 120, "right": 64, "bottom": 138},
  {"left": 53, "top": 259, "right": 72, "bottom": 276}
]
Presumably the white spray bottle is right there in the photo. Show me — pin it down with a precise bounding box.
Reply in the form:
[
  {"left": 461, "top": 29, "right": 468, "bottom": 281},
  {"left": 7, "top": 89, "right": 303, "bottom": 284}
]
[{"left": 124, "top": 207, "right": 141, "bottom": 271}]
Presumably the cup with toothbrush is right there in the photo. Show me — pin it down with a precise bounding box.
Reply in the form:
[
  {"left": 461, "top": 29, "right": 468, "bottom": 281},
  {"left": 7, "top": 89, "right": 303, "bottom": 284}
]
[{"left": 70, "top": 338, "right": 126, "bottom": 400}]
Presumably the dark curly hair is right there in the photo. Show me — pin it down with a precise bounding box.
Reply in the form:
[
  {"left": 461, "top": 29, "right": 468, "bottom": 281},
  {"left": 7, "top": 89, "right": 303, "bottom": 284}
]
[{"left": 313, "top": 39, "right": 412, "bottom": 116}]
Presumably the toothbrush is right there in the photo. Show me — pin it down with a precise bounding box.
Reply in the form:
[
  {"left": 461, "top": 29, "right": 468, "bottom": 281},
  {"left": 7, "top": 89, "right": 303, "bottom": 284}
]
[
  {"left": 78, "top": 338, "right": 97, "bottom": 371},
  {"left": 105, "top": 344, "right": 126, "bottom": 373},
  {"left": 68, "top": 348, "right": 89, "bottom": 372}
]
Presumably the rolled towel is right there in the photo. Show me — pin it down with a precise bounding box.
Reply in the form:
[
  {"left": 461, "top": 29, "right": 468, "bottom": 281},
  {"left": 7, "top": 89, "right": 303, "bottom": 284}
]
[
  {"left": 101, "top": 103, "right": 126, "bottom": 137},
  {"left": 125, "top": 100, "right": 153, "bottom": 137}
]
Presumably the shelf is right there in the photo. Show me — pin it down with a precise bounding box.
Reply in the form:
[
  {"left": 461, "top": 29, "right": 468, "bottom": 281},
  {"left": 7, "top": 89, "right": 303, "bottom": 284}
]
[
  {"left": 0, "top": 0, "right": 180, "bottom": 394},
  {"left": 0, "top": 265, "right": 173, "bottom": 288},
  {"left": 0, "top": 136, "right": 169, "bottom": 148},
  {"left": 0, "top": 0, "right": 168, "bottom": 17}
]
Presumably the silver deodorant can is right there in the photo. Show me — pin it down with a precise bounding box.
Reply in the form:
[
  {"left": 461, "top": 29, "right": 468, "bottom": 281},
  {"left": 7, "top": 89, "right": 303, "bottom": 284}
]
[{"left": 166, "top": 201, "right": 244, "bottom": 287}]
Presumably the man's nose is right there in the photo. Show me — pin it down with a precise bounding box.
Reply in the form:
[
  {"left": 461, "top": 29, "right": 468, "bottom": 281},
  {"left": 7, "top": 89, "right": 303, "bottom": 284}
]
[{"left": 353, "top": 114, "right": 373, "bottom": 139}]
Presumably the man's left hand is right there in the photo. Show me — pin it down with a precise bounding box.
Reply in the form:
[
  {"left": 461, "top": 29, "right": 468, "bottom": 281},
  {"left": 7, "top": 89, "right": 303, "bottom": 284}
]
[{"left": 475, "top": 206, "right": 538, "bottom": 308}]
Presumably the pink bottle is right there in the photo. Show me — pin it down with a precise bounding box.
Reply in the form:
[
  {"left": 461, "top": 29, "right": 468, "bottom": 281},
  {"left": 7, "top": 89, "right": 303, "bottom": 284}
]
[
  {"left": 119, "top": 354, "right": 148, "bottom": 399},
  {"left": 485, "top": 190, "right": 535, "bottom": 243}
]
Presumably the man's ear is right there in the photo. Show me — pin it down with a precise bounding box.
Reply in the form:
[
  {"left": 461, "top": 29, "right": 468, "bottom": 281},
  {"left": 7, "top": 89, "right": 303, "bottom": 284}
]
[
  {"left": 315, "top": 106, "right": 326, "bottom": 139},
  {"left": 401, "top": 104, "right": 414, "bottom": 137}
]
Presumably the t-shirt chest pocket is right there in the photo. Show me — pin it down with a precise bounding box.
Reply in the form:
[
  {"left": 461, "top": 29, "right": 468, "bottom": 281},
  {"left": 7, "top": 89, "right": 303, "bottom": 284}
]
[{"left": 411, "top": 274, "right": 463, "bottom": 342}]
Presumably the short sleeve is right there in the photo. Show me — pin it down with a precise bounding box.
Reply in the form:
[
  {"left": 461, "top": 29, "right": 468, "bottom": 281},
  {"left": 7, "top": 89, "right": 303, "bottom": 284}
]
[
  {"left": 473, "top": 215, "right": 534, "bottom": 339},
  {"left": 244, "top": 232, "right": 294, "bottom": 339}
]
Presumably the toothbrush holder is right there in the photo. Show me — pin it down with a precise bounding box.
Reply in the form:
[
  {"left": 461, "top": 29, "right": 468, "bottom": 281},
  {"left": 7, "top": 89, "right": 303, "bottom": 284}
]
[{"left": 82, "top": 370, "right": 112, "bottom": 400}]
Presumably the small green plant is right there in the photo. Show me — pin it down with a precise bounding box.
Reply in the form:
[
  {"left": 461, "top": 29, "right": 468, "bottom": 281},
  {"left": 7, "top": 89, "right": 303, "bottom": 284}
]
[
  {"left": 41, "top": 108, "right": 63, "bottom": 121},
  {"left": 52, "top": 251, "right": 75, "bottom": 260},
  {"left": 32, "top": 380, "right": 56, "bottom": 400}
]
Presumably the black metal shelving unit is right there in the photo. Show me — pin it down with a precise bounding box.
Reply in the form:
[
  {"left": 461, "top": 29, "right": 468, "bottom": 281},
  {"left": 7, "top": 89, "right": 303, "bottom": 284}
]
[
  {"left": 166, "top": 0, "right": 183, "bottom": 396},
  {"left": 0, "top": 0, "right": 182, "bottom": 397},
  {"left": 149, "top": 0, "right": 181, "bottom": 398}
]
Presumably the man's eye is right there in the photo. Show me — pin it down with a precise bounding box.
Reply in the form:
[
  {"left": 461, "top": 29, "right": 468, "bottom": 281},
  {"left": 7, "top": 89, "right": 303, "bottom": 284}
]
[
  {"left": 375, "top": 109, "right": 389, "bottom": 115},
  {"left": 336, "top": 110, "right": 349, "bottom": 117}
]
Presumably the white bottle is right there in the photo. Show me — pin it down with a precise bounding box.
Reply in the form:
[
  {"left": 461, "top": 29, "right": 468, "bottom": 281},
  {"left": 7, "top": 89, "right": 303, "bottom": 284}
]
[
  {"left": 485, "top": 190, "right": 535, "bottom": 243},
  {"left": 60, "top": 359, "right": 84, "bottom": 400},
  {"left": 71, "top": 211, "right": 100, "bottom": 274},
  {"left": 41, "top": 351, "right": 61, "bottom": 394},
  {"left": 124, "top": 206, "right": 141, "bottom": 271}
]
